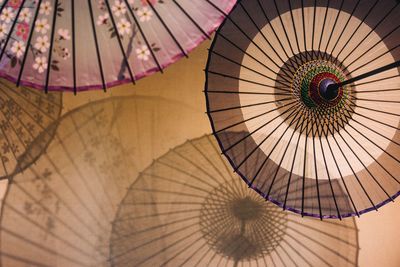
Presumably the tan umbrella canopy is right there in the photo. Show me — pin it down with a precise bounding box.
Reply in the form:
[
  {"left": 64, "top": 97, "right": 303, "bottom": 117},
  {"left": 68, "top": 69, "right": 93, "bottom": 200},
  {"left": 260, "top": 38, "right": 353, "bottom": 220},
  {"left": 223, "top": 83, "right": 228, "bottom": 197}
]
[
  {"left": 0, "top": 95, "right": 200, "bottom": 267},
  {"left": 0, "top": 78, "right": 61, "bottom": 179},
  {"left": 110, "top": 135, "right": 359, "bottom": 266},
  {"left": 0, "top": 0, "right": 235, "bottom": 93},
  {"left": 205, "top": 0, "right": 400, "bottom": 219}
]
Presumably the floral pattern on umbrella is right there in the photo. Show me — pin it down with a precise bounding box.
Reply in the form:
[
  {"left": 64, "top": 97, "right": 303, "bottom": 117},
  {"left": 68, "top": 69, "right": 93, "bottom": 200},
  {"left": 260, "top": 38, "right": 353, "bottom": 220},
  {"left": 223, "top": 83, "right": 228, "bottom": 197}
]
[{"left": 0, "top": 0, "right": 236, "bottom": 92}]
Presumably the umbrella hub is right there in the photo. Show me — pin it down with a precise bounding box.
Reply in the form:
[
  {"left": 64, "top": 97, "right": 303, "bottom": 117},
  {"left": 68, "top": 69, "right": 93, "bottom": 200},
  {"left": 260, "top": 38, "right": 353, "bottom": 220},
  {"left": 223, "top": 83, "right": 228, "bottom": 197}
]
[
  {"left": 292, "top": 59, "right": 347, "bottom": 110},
  {"left": 272, "top": 52, "right": 357, "bottom": 136},
  {"left": 200, "top": 180, "right": 287, "bottom": 261},
  {"left": 231, "top": 196, "right": 264, "bottom": 221}
]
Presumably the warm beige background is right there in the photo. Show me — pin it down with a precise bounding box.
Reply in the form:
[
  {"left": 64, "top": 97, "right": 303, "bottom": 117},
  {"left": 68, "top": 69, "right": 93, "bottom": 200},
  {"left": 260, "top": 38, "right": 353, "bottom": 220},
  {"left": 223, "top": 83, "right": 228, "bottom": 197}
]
[{"left": 1, "top": 39, "right": 399, "bottom": 267}]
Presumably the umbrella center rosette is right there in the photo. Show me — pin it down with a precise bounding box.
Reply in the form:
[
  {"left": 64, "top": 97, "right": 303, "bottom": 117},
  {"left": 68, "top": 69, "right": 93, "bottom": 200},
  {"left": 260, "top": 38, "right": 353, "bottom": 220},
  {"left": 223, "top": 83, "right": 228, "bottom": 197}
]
[
  {"left": 200, "top": 179, "right": 287, "bottom": 261},
  {"left": 289, "top": 59, "right": 352, "bottom": 133}
]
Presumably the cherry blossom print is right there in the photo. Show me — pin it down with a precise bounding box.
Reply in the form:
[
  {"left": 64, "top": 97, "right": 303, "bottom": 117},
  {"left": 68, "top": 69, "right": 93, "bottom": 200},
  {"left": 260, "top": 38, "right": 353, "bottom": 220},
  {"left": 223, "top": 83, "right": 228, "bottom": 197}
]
[
  {"left": 0, "top": 24, "right": 7, "bottom": 39},
  {"left": 33, "top": 56, "right": 48, "bottom": 73},
  {"left": 40, "top": 1, "right": 52, "bottom": 16},
  {"left": 137, "top": 7, "right": 153, "bottom": 22},
  {"left": 0, "top": 0, "right": 236, "bottom": 91},
  {"left": 112, "top": 0, "right": 127, "bottom": 17},
  {"left": 0, "top": 8, "right": 16, "bottom": 24},
  {"left": 34, "top": 36, "right": 50, "bottom": 53},
  {"left": 97, "top": 13, "right": 109, "bottom": 26},
  {"left": 116, "top": 18, "right": 131, "bottom": 36},
  {"left": 35, "top": 18, "right": 50, "bottom": 34},
  {"left": 136, "top": 45, "right": 150, "bottom": 61},
  {"left": 57, "top": 28, "right": 70, "bottom": 40},
  {"left": 16, "top": 22, "right": 29, "bottom": 41},
  {"left": 8, "top": 0, "right": 23, "bottom": 10},
  {"left": 18, "top": 8, "right": 32, "bottom": 23},
  {"left": 11, "top": 41, "right": 25, "bottom": 58}
]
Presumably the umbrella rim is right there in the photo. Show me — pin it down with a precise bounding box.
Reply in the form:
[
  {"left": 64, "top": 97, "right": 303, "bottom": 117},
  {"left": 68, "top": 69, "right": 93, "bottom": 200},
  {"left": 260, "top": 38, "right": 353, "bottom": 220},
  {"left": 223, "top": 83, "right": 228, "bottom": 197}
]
[
  {"left": 0, "top": 0, "right": 236, "bottom": 93},
  {"left": 204, "top": 0, "right": 400, "bottom": 219}
]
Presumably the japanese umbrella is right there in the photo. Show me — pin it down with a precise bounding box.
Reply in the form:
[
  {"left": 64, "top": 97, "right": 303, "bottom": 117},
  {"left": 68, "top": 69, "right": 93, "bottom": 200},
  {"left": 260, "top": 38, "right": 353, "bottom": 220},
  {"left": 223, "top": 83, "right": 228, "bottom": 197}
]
[
  {"left": 0, "top": 95, "right": 203, "bottom": 267},
  {"left": 109, "top": 135, "right": 359, "bottom": 267},
  {"left": 0, "top": 0, "right": 235, "bottom": 93},
  {"left": 205, "top": 0, "right": 400, "bottom": 219},
  {"left": 0, "top": 78, "right": 61, "bottom": 179}
]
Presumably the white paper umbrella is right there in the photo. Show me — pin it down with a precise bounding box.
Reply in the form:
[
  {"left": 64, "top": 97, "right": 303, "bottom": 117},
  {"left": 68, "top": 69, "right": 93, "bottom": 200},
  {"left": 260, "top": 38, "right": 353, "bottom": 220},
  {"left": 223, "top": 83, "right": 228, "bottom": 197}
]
[
  {"left": 0, "top": 0, "right": 235, "bottom": 93},
  {"left": 0, "top": 78, "right": 61, "bottom": 179},
  {"left": 110, "top": 135, "right": 359, "bottom": 266},
  {"left": 205, "top": 0, "right": 400, "bottom": 219}
]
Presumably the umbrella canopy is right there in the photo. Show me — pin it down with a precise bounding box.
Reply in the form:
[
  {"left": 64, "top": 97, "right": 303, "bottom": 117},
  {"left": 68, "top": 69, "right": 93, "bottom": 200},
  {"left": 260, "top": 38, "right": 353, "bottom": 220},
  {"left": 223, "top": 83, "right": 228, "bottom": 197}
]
[
  {"left": 0, "top": 95, "right": 203, "bottom": 267},
  {"left": 110, "top": 135, "right": 359, "bottom": 266},
  {"left": 0, "top": 0, "right": 235, "bottom": 93},
  {"left": 205, "top": 0, "right": 400, "bottom": 219},
  {"left": 0, "top": 78, "right": 61, "bottom": 179}
]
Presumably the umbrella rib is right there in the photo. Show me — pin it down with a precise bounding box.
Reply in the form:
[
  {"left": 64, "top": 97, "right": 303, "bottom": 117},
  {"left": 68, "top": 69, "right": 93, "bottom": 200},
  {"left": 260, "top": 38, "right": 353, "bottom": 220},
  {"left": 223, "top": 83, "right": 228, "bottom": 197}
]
[
  {"left": 173, "top": 0, "right": 210, "bottom": 39},
  {"left": 301, "top": 115, "right": 312, "bottom": 216},
  {"left": 329, "top": 132, "right": 377, "bottom": 211},
  {"left": 71, "top": 0, "right": 77, "bottom": 94},
  {"left": 123, "top": 0, "right": 162, "bottom": 73},
  {"left": 281, "top": 117, "right": 307, "bottom": 211},
  {"left": 213, "top": 0, "right": 295, "bottom": 80},
  {"left": 256, "top": 0, "right": 297, "bottom": 72},
  {"left": 216, "top": 33, "right": 293, "bottom": 84},
  {"left": 311, "top": 125, "right": 323, "bottom": 219},
  {"left": 87, "top": 0, "right": 106, "bottom": 90},
  {"left": 240, "top": 1, "right": 294, "bottom": 78},
  {"left": 104, "top": 0, "right": 135, "bottom": 84},
  {"left": 207, "top": 69, "right": 291, "bottom": 91},
  {"left": 328, "top": 0, "right": 361, "bottom": 63},
  {"left": 319, "top": 135, "right": 342, "bottom": 219},
  {"left": 0, "top": 0, "right": 26, "bottom": 63},
  {"left": 353, "top": 88, "right": 400, "bottom": 93},
  {"left": 341, "top": 2, "right": 399, "bottom": 66},
  {"left": 346, "top": 23, "right": 400, "bottom": 69},
  {"left": 272, "top": 0, "right": 297, "bottom": 63},
  {"left": 237, "top": 107, "right": 303, "bottom": 174},
  {"left": 17, "top": 0, "right": 43, "bottom": 86},
  {"left": 349, "top": 45, "right": 400, "bottom": 75},
  {"left": 336, "top": 130, "right": 394, "bottom": 201},
  {"left": 222, "top": 103, "right": 301, "bottom": 153},
  {"left": 341, "top": 126, "right": 400, "bottom": 185},
  {"left": 288, "top": 0, "right": 302, "bottom": 56},
  {"left": 323, "top": 0, "right": 344, "bottom": 56},
  {"left": 335, "top": 0, "right": 379, "bottom": 63},
  {"left": 351, "top": 96, "right": 400, "bottom": 104},
  {"left": 207, "top": 90, "right": 291, "bottom": 96},
  {"left": 209, "top": 49, "right": 291, "bottom": 88},
  {"left": 323, "top": 128, "right": 360, "bottom": 217},
  {"left": 208, "top": 98, "right": 292, "bottom": 114},
  {"left": 44, "top": 0, "right": 59, "bottom": 93},
  {"left": 146, "top": 0, "right": 187, "bottom": 57},
  {"left": 317, "top": 0, "right": 330, "bottom": 56},
  {"left": 347, "top": 115, "right": 400, "bottom": 148},
  {"left": 310, "top": 0, "right": 317, "bottom": 55},
  {"left": 264, "top": 113, "right": 305, "bottom": 199}
]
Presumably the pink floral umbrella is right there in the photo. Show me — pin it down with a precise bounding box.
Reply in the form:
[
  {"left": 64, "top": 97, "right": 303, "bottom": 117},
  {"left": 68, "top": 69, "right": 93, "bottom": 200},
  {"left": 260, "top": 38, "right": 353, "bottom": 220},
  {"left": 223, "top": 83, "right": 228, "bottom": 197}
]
[{"left": 0, "top": 0, "right": 235, "bottom": 93}]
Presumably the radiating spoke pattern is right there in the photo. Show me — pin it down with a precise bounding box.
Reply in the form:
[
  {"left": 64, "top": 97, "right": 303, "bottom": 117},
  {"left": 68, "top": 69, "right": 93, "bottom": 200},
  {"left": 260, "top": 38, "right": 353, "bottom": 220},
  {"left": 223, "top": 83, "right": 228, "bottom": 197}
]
[
  {"left": 0, "top": 0, "right": 235, "bottom": 92},
  {"left": 110, "top": 135, "right": 359, "bottom": 267},
  {"left": 0, "top": 96, "right": 196, "bottom": 267},
  {"left": 0, "top": 78, "right": 61, "bottom": 179},
  {"left": 205, "top": 0, "right": 400, "bottom": 218}
]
